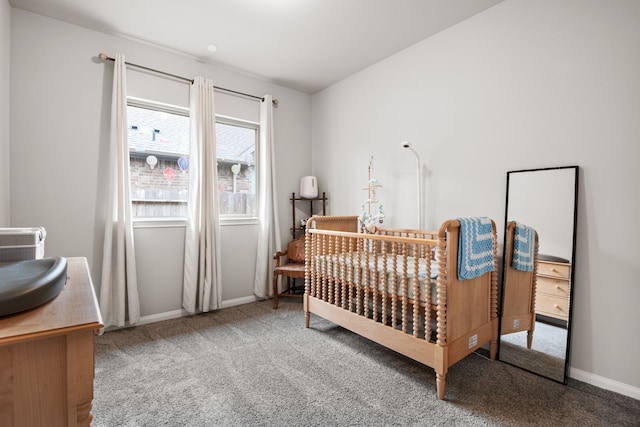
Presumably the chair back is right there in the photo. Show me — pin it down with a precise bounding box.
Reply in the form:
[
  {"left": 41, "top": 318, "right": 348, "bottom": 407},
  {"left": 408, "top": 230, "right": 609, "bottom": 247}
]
[{"left": 287, "top": 237, "right": 306, "bottom": 263}]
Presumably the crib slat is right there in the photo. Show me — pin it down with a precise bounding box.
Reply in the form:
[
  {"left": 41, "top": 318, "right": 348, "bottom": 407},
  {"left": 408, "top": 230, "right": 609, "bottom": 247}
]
[
  {"left": 331, "top": 235, "right": 337, "bottom": 303},
  {"left": 308, "top": 233, "right": 315, "bottom": 297},
  {"left": 391, "top": 243, "right": 397, "bottom": 329},
  {"left": 348, "top": 238, "right": 353, "bottom": 311},
  {"left": 364, "top": 239, "right": 370, "bottom": 319},
  {"left": 322, "top": 234, "right": 329, "bottom": 302},
  {"left": 372, "top": 239, "right": 379, "bottom": 323},
  {"left": 356, "top": 239, "right": 362, "bottom": 315},
  {"left": 436, "top": 236, "right": 447, "bottom": 346},
  {"left": 401, "top": 242, "right": 408, "bottom": 334},
  {"left": 412, "top": 243, "right": 420, "bottom": 338},
  {"left": 337, "top": 236, "right": 344, "bottom": 308},
  {"left": 381, "top": 240, "right": 388, "bottom": 326},
  {"left": 319, "top": 236, "right": 329, "bottom": 301},
  {"left": 425, "top": 246, "right": 432, "bottom": 342}
]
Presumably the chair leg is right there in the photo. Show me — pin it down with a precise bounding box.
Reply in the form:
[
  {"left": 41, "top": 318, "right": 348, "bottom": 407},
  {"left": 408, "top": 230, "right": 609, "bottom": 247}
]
[{"left": 273, "top": 272, "right": 279, "bottom": 309}]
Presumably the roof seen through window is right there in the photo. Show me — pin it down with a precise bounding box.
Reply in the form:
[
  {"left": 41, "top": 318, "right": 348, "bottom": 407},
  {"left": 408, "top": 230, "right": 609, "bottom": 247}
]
[{"left": 127, "top": 105, "right": 255, "bottom": 164}]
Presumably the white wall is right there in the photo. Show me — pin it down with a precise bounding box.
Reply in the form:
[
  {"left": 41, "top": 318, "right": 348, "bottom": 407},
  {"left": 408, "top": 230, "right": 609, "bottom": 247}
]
[
  {"left": 9, "top": 9, "right": 312, "bottom": 314},
  {"left": 312, "top": 0, "right": 640, "bottom": 394},
  {"left": 0, "top": 0, "right": 10, "bottom": 226}
]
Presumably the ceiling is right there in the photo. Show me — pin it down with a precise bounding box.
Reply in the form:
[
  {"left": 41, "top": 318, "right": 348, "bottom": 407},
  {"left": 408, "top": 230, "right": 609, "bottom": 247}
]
[{"left": 9, "top": 0, "right": 505, "bottom": 93}]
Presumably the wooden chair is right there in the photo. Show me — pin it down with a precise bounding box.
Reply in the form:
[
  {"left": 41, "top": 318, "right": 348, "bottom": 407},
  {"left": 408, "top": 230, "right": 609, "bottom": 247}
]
[
  {"left": 272, "top": 236, "right": 306, "bottom": 309},
  {"left": 273, "top": 216, "right": 359, "bottom": 309}
]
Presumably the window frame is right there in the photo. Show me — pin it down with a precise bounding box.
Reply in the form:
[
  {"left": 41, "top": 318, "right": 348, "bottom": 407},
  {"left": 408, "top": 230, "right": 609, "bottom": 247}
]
[{"left": 127, "top": 97, "right": 260, "bottom": 227}]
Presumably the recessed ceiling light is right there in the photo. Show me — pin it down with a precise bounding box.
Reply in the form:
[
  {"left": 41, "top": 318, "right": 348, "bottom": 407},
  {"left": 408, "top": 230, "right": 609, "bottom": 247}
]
[{"left": 207, "top": 44, "right": 217, "bottom": 53}]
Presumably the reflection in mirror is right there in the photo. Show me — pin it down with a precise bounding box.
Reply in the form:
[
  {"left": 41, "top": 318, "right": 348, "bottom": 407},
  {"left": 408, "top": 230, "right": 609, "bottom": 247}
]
[{"left": 499, "top": 166, "right": 578, "bottom": 384}]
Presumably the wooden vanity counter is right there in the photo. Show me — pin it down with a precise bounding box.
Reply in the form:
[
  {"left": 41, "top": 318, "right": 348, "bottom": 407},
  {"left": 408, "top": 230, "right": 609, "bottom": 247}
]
[{"left": 0, "top": 257, "right": 103, "bottom": 427}]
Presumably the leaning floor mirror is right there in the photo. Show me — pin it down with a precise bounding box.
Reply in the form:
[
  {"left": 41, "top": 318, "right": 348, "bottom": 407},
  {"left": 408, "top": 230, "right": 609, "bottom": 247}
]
[{"left": 498, "top": 166, "right": 579, "bottom": 383}]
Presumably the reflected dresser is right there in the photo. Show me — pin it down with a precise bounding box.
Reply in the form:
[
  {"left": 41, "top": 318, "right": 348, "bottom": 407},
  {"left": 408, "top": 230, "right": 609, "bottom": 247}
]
[{"left": 535, "top": 255, "right": 571, "bottom": 324}]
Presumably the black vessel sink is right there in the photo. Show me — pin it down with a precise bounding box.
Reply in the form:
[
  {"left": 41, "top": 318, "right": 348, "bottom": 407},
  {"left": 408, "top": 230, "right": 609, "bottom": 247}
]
[{"left": 0, "top": 257, "right": 67, "bottom": 317}]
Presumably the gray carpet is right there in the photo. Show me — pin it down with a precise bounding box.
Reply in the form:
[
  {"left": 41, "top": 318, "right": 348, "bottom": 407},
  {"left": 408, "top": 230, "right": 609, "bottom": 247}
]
[
  {"left": 94, "top": 300, "right": 640, "bottom": 426},
  {"left": 500, "top": 321, "right": 568, "bottom": 382},
  {"left": 502, "top": 321, "right": 568, "bottom": 359}
]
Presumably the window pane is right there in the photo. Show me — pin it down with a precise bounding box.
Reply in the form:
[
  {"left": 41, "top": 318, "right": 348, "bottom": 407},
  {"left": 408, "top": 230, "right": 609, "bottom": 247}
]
[
  {"left": 216, "top": 121, "right": 257, "bottom": 216},
  {"left": 128, "top": 104, "right": 189, "bottom": 218}
]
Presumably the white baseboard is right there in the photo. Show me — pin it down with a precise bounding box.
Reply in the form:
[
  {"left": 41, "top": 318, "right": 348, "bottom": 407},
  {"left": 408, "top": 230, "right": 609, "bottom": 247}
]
[
  {"left": 133, "top": 296, "right": 260, "bottom": 326},
  {"left": 220, "top": 295, "right": 259, "bottom": 308},
  {"left": 570, "top": 367, "right": 640, "bottom": 400},
  {"left": 137, "top": 309, "right": 187, "bottom": 326}
]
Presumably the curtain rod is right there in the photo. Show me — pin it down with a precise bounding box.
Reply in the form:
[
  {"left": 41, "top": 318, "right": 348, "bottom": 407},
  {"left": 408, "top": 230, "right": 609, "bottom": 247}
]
[{"left": 98, "top": 53, "right": 278, "bottom": 106}]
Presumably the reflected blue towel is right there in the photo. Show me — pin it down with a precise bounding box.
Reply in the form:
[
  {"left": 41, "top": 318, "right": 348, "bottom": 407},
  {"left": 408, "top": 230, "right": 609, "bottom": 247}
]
[
  {"left": 513, "top": 222, "right": 535, "bottom": 272},
  {"left": 457, "top": 217, "right": 495, "bottom": 280}
]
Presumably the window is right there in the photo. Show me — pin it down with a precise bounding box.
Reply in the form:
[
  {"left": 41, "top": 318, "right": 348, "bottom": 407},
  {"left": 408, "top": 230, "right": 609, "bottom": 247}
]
[
  {"left": 215, "top": 118, "right": 258, "bottom": 217},
  {"left": 127, "top": 99, "right": 258, "bottom": 219}
]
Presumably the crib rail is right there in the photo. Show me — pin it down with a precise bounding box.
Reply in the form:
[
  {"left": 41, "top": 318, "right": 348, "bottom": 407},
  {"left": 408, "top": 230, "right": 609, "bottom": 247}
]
[{"left": 305, "top": 227, "right": 440, "bottom": 342}]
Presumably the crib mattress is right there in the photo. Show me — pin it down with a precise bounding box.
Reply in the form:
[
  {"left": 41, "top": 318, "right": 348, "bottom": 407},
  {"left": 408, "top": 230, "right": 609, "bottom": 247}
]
[{"left": 312, "top": 253, "right": 438, "bottom": 304}]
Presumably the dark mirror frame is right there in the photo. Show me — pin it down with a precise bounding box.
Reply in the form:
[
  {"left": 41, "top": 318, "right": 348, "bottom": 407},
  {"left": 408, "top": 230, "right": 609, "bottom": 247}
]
[{"left": 498, "top": 165, "right": 579, "bottom": 384}]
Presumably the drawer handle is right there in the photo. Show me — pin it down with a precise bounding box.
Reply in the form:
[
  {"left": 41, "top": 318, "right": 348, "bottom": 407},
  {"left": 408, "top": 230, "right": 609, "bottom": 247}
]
[
  {"left": 555, "top": 285, "right": 562, "bottom": 290},
  {"left": 551, "top": 268, "right": 561, "bottom": 274},
  {"left": 554, "top": 304, "right": 564, "bottom": 311}
]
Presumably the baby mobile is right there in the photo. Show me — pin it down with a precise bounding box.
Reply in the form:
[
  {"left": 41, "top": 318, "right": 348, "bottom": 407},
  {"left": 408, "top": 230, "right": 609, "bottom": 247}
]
[{"left": 359, "top": 155, "right": 385, "bottom": 233}]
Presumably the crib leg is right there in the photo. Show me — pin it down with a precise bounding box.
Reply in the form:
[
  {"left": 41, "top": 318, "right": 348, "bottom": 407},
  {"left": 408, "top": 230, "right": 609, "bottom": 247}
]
[
  {"left": 304, "top": 295, "right": 310, "bottom": 328},
  {"left": 527, "top": 330, "right": 533, "bottom": 349},
  {"left": 436, "top": 373, "right": 446, "bottom": 400},
  {"left": 490, "top": 318, "right": 498, "bottom": 360}
]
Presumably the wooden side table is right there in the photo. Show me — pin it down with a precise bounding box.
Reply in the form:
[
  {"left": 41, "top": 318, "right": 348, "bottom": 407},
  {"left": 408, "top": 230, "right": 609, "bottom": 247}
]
[{"left": 0, "top": 257, "right": 103, "bottom": 426}]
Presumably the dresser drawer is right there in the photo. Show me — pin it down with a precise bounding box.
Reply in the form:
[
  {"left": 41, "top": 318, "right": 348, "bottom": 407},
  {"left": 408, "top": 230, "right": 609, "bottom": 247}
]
[
  {"left": 536, "top": 276, "right": 570, "bottom": 298},
  {"left": 538, "top": 260, "right": 570, "bottom": 279},
  {"left": 535, "top": 294, "right": 569, "bottom": 321}
]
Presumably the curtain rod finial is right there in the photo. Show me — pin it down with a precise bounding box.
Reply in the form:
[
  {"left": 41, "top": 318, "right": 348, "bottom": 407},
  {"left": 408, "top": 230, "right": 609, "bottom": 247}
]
[
  {"left": 98, "top": 52, "right": 109, "bottom": 61},
  {"left": 262, "top": 97, "right": 279, "bottom": 107}
]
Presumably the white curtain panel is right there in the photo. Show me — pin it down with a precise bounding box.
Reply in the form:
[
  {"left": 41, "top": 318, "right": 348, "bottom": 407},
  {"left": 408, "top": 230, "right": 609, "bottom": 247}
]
[
  {"left": 254, "top": 95, "right": 282, "bottom": 298},
  {"left": 99, "top": 53, "right": 140, "bottom": 328},
  {"left": 183, "top": 77, "right": 222, "bottom": 313}
]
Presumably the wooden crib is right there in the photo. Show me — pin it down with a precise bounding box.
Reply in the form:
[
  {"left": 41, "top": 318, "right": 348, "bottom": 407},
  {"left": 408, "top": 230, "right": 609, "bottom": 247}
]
[
  {"left": 303, "top": 215, "right": 499, "bottom": 400},
  {"left": 500, "top": 221, "right": 539, "bottom": 348}
]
